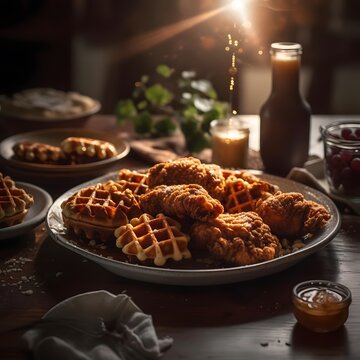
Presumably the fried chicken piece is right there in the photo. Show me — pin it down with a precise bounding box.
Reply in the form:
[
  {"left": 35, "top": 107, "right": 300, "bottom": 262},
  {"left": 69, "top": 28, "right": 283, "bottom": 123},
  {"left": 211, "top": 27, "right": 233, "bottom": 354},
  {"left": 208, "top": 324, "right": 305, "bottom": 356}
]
[
  {"left": 190, "top": 212, "right": 281, "bottom": 266},
  {"left": 147, "top": 157, "right": 225, "bottom": 200},
  {"left": 139, "top": 184, "right": 223, "bottom": 221},
  {"left": 255, "top": 192, "right": 331, "bottom": 238}
]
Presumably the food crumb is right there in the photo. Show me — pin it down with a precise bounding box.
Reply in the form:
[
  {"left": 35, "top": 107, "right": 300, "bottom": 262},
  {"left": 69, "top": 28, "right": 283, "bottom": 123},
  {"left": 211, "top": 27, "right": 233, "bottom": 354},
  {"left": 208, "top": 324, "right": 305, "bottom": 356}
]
[
  {"left": 260, "top": 342, "right": 269, "bottom": 347},
  {"left": 21, "top": 290, "right": 34, "bottom": 296},
  {"left": 285, "top": 342, "right": 291, "bottom": 347}
]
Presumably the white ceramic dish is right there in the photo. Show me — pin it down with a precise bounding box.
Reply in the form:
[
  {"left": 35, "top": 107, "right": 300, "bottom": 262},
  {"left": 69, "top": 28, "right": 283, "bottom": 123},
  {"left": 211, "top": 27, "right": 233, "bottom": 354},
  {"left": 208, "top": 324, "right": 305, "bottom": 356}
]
[
  {"left": 0, "top": 182, "right": 53, "bottom": 240},
  {"left": 0, "top": 128, "right": 130, "bottom": 179},
  {"left": 46, "top": 172, "right": 341, "bottom": 286}
]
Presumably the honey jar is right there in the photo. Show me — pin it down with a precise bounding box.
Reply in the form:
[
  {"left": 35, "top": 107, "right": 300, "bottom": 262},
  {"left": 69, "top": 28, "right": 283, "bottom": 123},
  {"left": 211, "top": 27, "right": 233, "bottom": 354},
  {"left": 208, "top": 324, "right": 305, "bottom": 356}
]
[{"left": 292, "top": 280, "right": 351, "bottom": 333}]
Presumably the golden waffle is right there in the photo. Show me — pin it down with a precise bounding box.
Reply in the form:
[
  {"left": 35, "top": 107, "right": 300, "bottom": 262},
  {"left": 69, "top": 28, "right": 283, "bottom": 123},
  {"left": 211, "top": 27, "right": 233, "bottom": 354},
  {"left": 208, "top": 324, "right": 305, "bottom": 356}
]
[
  {"left": 12, "top": 142, "right": 66, "bottom": 164},
  {"left": 0, "top": 173, "right": 34, "bottom": 227},
  {"left": 60, "top": 137, "right": 117, "bottom": 164},
  {"left": 225, "top": 177, "right": 275, "bottom": 213},
  {"left": 61, "top": 182, "right": 142, "bottom": 242},
  {"left": 115, "top": 213, "right": 191, "bottom": 266},
  {"left": 117, "top": 169, "right": 149, "bottom": 197}
]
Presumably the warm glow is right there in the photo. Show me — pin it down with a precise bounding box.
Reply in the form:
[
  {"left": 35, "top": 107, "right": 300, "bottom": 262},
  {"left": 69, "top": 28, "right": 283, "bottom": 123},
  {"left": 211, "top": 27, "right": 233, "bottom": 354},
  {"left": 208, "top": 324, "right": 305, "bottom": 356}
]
[{"left": 229, "top": 0, "right": 250, "bottom": 25}]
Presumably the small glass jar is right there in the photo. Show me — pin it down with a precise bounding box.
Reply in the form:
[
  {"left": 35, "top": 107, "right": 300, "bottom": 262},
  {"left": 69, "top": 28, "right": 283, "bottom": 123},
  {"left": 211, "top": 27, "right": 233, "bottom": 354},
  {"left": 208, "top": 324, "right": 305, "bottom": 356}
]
[
  {"left": 321, "top": 121, "right": 360, "bottom": 197},
  {"left": 292, "top": 280, "right": 352, "bottom": 333},
  {"left": 210, "top": 117, "right": 249, "bottom": 169}
]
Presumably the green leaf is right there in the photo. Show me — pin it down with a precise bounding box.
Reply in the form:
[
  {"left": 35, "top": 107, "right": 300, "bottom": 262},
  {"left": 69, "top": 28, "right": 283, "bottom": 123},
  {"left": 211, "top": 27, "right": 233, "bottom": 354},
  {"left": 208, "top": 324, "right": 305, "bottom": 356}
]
[
  {"left": 141, "top": 75, "right": 149, "bottom": 83},
  {"left": 180, "top": 117, "right": 199, "bottom": 137},
  {"left": 201, "top": 109, "right": 220, "bottom": 132},
  {"left": 186, "top": 130, "right": 211, "bottom": 153},
  {"left": 133, "top": 111, "right": 153, "bottom": 134},
  {"left": 153, "top": 117, "right": 177, "bottom": 136},
  {"left": 137, "top": 100, "right": 148, "bottom": 110},
  {"left": 182, "top": 106, "right": 198, "bottom": 120},
  {"left": 190, "top": 79, "right": 212, "bottom": 94},
  {"left": 194, "top": 97, "right": 213, "bottom": 112},
  {"left": 156, "top": 65, "right": 174, "bottom": 78},
  {"left": 115, "top": 99, "right": 137, "bottom": 121},
  {"left": 181, "top": 70, "right": 196, "bottom": 79},
  {"left": 145, "top": 84, "right": 173, "bottom": 107},
  {"left": 213, "top": 101, "right": 230, "bottom": 117}
]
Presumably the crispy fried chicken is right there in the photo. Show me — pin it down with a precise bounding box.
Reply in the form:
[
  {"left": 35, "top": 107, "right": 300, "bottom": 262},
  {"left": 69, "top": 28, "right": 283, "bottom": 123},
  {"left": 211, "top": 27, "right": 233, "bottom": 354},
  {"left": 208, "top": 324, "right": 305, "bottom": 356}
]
[
  {"left": 190, "top": 212, "right": 281, "bottom": 266},
  {"left": 139, "top": 184, "right": 223, "bottom": 221},
  {"left": 147, "top": 157, "right": 226, "bottom": 200},
  {"left": 255, "top": 192, "right": 331, "bottom": 238}
]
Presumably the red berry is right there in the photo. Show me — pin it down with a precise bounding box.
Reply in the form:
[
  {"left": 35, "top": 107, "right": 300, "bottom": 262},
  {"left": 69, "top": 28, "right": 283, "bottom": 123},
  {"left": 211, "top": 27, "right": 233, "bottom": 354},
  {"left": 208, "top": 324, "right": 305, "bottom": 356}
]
[
  {"left": 351, "top": 157, "right": 360, "bottom": 172},
  {"left": 330, "top": 154, "right": 344, "bottom": 168},
  {"left": 355, "top": 128, "right": 360, "bottom": 137},
  {"left": 348, "top": 133, "right": 358, "bottom": 141},
  {"left": 340, "top": 149, "right": 353, "bottom": 164},
  {"left": 341, "top": 128, "right": 353, "bottom": 139}
]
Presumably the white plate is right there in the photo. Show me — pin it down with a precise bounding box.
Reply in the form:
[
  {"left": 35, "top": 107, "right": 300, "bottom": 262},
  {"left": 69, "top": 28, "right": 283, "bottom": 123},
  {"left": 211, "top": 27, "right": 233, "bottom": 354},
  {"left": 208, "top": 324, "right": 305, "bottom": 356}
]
[
  {"left": 0, "top": 128, "right": 130, "bottom": 178},
  {"left": 46, "top": 172, "right": 341, "bottom": 286},
  {"left": 0, "top": 182, "right": 53, "bottom": 240}
]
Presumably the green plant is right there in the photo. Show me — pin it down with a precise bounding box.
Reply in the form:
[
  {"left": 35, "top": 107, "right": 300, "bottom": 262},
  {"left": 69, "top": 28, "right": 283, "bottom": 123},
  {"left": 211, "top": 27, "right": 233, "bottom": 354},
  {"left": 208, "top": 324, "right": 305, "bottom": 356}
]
[{"left": 115, "top": 64, "right": 229, "bottom": 153}]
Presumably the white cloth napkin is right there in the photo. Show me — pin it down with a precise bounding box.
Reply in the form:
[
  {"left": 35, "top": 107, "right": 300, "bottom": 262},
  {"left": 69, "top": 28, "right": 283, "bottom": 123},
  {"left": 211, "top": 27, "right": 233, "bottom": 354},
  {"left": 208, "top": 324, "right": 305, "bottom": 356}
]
[
  {"left": 22, "top": 290, "right": 173, "bottom": 360},
  {"left": 287, "top": 166, "right": 360, "bottom": 215}
]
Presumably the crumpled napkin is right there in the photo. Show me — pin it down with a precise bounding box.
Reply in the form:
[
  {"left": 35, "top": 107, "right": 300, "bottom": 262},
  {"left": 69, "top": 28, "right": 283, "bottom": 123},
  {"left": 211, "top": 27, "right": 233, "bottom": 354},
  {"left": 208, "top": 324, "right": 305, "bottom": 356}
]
[
  {"left": 287, "top": 165, "right": 360, "bottom": 215},
  {"left": 22, "top": 290, "right": 173, "bottom": 360},
  {"left": 130, "top": 135, "right": 186, "bottom": 164},
  {"left": 130, "top": 132, "right": 264, "bottom": 169}
]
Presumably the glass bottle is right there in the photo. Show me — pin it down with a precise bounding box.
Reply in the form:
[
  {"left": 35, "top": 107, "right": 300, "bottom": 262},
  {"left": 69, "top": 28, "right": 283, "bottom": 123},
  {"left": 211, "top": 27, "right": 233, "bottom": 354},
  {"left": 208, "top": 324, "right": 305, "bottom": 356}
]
[{"left": 260, "top": 42, "right": 311, "bottom": 176}]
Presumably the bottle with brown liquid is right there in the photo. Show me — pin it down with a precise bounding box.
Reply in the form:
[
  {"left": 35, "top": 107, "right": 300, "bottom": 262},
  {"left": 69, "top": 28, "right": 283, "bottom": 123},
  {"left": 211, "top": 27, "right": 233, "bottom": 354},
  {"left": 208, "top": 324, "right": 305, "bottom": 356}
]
[{"left": 260, "top": 42, "right": 311, "bottom": 176}]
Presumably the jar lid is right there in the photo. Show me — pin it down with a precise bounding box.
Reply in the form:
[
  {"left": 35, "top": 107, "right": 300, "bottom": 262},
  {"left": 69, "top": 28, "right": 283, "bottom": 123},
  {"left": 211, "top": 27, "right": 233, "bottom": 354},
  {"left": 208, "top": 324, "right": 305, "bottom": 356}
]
[
  {"left": 321, "top": 121, "right": 360, "bottom": 147},
  {"left": 270, "top": 42, "right": 302, "bottom": 56}
]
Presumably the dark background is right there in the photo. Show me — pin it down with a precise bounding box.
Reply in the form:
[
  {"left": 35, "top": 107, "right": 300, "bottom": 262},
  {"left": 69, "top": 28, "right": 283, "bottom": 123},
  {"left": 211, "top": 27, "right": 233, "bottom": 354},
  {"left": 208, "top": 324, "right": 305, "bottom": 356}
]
[{"left": 1, "top": 0, "right": 360, "bottom": 115}]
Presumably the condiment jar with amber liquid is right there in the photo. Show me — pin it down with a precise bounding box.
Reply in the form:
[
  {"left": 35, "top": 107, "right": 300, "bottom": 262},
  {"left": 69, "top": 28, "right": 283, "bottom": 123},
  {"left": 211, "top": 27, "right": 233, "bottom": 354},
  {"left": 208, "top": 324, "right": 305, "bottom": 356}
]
[
  {"left": 260, "top": 42, "right": 311, "bottom": 176},
  {"left": 292, "top": 280, "right": 352, "bottom": 333}
]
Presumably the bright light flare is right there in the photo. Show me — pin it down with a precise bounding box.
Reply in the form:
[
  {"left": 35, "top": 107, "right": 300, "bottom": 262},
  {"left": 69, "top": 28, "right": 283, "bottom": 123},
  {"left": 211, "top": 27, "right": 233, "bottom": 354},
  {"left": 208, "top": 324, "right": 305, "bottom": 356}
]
[{"left": 228, "top": 0, "right": 251, "bottom": 28}]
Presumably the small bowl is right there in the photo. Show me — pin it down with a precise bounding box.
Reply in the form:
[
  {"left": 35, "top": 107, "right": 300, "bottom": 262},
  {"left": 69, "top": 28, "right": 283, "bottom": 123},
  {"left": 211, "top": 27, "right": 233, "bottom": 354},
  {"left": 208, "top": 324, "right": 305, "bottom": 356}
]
[
  {"left": 321, "top": 121, "right": 360, "bottom": 198},
  {"left": 292, "top": 280, "right": 352, "bottom": 333}
]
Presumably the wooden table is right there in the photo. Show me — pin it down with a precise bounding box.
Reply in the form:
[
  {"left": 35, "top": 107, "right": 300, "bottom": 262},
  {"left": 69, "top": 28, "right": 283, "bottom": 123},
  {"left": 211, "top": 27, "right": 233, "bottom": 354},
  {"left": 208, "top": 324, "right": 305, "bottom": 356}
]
[{"left": 1, "top": 115, "right": 359, "bottom": 359}]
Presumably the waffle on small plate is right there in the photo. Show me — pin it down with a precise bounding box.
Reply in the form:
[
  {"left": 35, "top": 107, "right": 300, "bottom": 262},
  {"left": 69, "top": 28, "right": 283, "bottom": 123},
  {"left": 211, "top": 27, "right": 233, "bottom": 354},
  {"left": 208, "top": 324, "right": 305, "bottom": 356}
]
[
  {"left": 60, "top": 137, "right": 117, "bottom": 164},
  {"left": 61, "top": 181, "right": 142, "bottom": 242},
  {"left": 0, "top": 173, "right": 34, "bottom": 227},
  {"left": 115, "top": 213, "right": 191, "bottom": 266},
  {"left": 12, "top": 141, "right": 67, "bottom": 164}
]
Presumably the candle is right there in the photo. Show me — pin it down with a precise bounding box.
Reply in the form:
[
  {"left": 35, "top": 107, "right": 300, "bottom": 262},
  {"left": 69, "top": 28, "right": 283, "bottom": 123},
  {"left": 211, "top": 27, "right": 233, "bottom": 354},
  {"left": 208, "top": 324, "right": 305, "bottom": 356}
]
[{"left": 210, "top": 117, "right": 249, "bottom": 168}]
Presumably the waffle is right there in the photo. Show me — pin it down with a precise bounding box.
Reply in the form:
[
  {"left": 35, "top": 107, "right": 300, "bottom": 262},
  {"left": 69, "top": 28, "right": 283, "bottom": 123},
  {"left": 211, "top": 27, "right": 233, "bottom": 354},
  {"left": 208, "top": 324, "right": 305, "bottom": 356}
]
[
  {"left": 60, "top": 137, "right": 117, "bottom": 164},
  {"left": 117, "top": 169, "right": 149, "bottom": 197},
  {"left": 12, "top": 141, "right": 66, "bottom": 164},
  {"left": 115, "top": 213, "right": 191, "bottom": 266},
  {"left": 0, "top": 173, "right": 34, "bottom": 227},
  {"left": 61, "top": 182, "right": 142, "bottom": 242},
  {"left": 224, "top": 178, "right": 267, "bottom": 213}
]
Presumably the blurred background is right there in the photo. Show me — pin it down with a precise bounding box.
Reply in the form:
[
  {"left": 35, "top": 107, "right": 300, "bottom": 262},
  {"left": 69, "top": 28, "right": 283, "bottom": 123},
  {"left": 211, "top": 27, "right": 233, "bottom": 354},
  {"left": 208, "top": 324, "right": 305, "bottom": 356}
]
[{"left": 1, "top": 0, "right": 360, "bottom": 115}]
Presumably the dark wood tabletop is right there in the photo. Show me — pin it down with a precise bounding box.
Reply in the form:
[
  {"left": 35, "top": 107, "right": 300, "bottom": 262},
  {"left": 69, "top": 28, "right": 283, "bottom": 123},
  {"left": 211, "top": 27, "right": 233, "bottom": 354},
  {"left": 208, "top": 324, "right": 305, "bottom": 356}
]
[{"left": 1, "top": 115, "right": 359, "bottom": 359}]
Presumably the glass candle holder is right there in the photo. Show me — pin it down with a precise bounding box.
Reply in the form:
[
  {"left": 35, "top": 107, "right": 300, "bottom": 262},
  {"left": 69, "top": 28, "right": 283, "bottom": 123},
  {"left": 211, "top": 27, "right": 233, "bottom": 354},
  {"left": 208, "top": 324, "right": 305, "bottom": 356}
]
[
  {"left": 210, "top": 117, "right": 249, "bottom": 169},
  {"left": 292, "top": 280, "right": 352, "bottom": 333},
  {"left": 321, "top": 121, "right": 360, "bottom": 198}
]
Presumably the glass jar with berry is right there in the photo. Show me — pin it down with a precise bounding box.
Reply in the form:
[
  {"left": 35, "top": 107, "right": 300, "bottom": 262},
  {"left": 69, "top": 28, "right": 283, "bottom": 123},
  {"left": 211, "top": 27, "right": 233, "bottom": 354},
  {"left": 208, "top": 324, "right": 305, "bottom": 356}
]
[{"left": 321, "top": 121, "right": 360, "bottom": 197}]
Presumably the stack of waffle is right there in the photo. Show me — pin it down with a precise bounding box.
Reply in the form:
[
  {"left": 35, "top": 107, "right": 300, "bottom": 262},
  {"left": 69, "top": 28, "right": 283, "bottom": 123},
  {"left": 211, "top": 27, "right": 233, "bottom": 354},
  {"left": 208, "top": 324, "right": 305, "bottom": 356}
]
[
  {"left": 0, "top": 173, "right": 34, "bottom": 227},
  {"left": 61, "top": 182, "right": 142, "bottom": 242}
]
